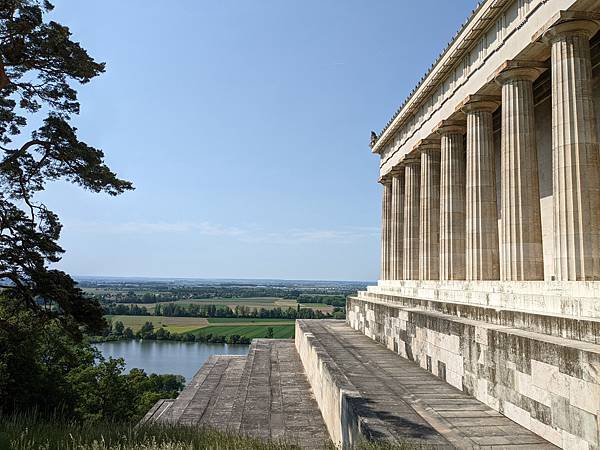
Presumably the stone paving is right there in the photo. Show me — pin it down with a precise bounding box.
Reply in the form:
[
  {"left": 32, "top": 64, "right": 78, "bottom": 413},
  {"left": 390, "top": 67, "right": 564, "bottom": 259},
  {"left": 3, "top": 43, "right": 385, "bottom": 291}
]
[
  {"left": 142, "top": 340, "right": 330, "bottom": 449},
  {"left": 298, "top": 319, "right": 557, "bottom": 449}
]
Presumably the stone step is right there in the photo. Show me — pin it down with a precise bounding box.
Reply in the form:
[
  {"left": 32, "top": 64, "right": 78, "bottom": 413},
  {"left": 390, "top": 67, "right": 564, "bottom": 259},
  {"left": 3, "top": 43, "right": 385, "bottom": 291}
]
[
  {"left": 157, "top": 354, "right": 246, "bottom": 425},
  {"left": 139, "top": 398, "right": 174, "bottom": 424},
  {"left": 296, "top": 319, "right": 557, "bottom": 449},
  {"left": 228, "top": 339, "right": 330, "bottom": 449},
  {"left": 356, "top": 289, "right": 600, "bottom": 345},
  {"left": 145, "top": 340, "right": 330, "bottom": 449}
]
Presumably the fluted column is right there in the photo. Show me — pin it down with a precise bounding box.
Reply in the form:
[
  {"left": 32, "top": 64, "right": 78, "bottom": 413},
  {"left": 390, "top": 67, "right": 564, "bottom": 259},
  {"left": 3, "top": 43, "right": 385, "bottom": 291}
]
[
  {"left": 544, "top": 19, "right": 600, "bottom": 280},
  {"left": 418, "top": 140, "right": 441, "bottom": 280},
  {"left": 390, "top": 168, "right": 405, "bottom": 280},
  {"left": 437, "top": 121, "right": 466, "bottom": 280},
  {"left": 380, "top": 176, "right": 392, "bottom": 280},
  {"left": 403, "top": 159, "right": 421, "bottom": 280},
  {"left": 462, "top": 96, "right": 500, "bottom": 280},
  {"left": 496, "top": 62, "right": 544, "bottom": 281}
]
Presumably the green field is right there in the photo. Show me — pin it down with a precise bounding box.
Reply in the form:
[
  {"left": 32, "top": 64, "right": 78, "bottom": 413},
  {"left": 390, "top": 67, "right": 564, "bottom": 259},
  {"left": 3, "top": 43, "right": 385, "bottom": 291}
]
[
  {"left": 191, "top": 324, "right": 295, "bottom": 339},
  {"left": 105, "top": 315, "right": 209, "bottom": 333},
  {"left": 207, "top": 318, "right": 296, "bottom": 324},
  {"left": 105, "top": 315, "right": 296, "bottom": 338}
]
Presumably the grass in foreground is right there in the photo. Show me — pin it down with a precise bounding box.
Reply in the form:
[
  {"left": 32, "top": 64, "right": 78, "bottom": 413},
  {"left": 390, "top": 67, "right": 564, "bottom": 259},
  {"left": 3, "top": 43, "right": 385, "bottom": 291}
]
[
  {"left": 0, "top": 413, "right": 429, "bottom": 450},
  {"left": 0, "top": 414, "right": 320, "bottom": 450}
]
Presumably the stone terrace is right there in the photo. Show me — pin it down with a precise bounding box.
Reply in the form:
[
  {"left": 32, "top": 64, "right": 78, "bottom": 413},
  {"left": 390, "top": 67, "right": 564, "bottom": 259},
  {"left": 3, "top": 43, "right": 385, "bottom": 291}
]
[
  {"left": 145, "top": 321, "right": 556, "bottom": 449},
  {"left": 296, "top": 320, "right": 556, "bottom": 449},
  {"left": 142, "top": 339, "right": 330, "bottom": 450}
]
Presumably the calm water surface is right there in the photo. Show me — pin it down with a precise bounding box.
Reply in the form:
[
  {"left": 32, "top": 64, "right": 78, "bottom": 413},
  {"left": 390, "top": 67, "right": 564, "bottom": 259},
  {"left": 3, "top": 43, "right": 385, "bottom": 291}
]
[{"left": 95, "top": 340, "right": 249, "bottom": 382}]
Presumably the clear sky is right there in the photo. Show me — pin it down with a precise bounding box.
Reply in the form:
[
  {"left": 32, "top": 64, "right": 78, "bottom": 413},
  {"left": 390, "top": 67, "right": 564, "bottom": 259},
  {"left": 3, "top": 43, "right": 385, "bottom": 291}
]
[{"left": 43, "top": 0, "right": 478, "bottom": 281}]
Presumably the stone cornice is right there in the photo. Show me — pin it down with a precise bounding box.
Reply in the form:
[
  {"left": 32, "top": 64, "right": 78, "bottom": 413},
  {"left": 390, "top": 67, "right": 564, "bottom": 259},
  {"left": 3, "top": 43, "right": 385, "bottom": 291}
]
[{"left": 371, "top": 0, "right": 513, "bottom": 154}]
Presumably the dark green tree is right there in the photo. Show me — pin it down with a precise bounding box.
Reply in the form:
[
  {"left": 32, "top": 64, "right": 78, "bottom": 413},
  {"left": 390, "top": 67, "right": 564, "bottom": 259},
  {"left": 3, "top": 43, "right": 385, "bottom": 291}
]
[
  {"left": 113, "top": 320, "right": 124, "bottom": 336},
  {"left": 0, "top": 0, "right": 133, "bottom": 337},
  {"left": 123, "top": 327, "right": 134, "bottom": 339}
]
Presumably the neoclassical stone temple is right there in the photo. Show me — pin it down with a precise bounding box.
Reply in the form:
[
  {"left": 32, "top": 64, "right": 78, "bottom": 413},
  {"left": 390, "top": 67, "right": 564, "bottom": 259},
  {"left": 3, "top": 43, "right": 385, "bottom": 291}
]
[{"left": 350, "top": 0, "right": 600, "bottom": 448}]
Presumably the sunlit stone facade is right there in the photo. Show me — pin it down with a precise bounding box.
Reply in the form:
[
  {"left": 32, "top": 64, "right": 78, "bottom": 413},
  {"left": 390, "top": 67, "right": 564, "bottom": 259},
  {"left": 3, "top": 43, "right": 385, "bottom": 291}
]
[{"left": 358, "top": 1, "right": 600, "bottom": 447}]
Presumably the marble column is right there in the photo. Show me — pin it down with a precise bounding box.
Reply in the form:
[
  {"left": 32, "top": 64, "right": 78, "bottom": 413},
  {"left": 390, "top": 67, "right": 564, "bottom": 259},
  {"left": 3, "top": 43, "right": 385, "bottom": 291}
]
[
  {"left": 437, "top": 121, "right": 466, "bottom": 280},
  {"left": 462, "top": 96, "right": 500, "bottom": 280},
  {"left": 380, "top": 176, "right": 392, "bottom": 280},
  {"left": 389, "top": 168, "right": 405, "bottom": 280},
  {"left": 496, "top": 62, "right": 544, "bottom": 281},
  {"left": 403, "top": 159, "right": 421, "bottom": 280},
  {"left": 418, "top": 140, "right": 441, "bottom": 280},
  {"left": 544, "top": 19, "right": 600, "bottom": 280}
]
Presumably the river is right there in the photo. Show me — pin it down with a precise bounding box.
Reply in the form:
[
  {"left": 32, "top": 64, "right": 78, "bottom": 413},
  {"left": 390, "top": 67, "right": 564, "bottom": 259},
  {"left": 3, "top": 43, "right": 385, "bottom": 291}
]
[{"left": 94, "top": 340, "right": 249, "bottom": 382}]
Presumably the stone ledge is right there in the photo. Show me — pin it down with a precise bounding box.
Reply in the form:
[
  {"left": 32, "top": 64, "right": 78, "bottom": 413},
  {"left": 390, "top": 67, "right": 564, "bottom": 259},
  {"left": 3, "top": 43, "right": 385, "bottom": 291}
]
[
  {"left": 296, "top": 319, "right": 554, "bottom": 449},
  {"left": 355, "top": 291, "right": 600, "bottom": 344},
  {"left": 370, "top": 280, "right": 600, "bottom": 318}
]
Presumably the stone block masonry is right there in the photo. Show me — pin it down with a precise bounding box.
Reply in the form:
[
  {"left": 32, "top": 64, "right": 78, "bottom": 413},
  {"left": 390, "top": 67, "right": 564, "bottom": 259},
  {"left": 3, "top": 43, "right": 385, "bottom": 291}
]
[{"left": 348, "top": 295, "right": 600, "bottom": 448}]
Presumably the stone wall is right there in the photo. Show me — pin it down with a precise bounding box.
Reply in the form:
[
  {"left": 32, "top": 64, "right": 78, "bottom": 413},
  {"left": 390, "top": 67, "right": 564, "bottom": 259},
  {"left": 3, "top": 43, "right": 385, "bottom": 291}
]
[
  {"left": 347, "top": 296, "right": 600, "bottom": 448},
  {"left": 295, "top": 321, "right": 361, "bottom": 448}
]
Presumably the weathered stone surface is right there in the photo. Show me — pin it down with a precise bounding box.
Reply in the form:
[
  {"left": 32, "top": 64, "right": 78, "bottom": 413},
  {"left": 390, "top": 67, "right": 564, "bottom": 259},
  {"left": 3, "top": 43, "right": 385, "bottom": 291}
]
[
  {"left": 296, "top": 319, "right": 555, "bottom": 449},
  {"left": 437, "top": 121, "right": 466, "bottom": 281},
  {"left": 496, "top": 62, "right": 545, "bottom": 281},
  {"left": 403, "top": 160, "right": 420, "bottom": 280},
  {"left": 462, "top": 97, "right": 500, "bottom": 281},
  {"left": 418, "top": 141, "right": 441, "bottom": 281},
  {"left": 380, "top": 178, "right": 392, "bottom": 280},
  {"left": 348, "top": 294, "right": 600, "bottom": 448},
  {"left": 545, "top": 19, "right": 600, "bottom": 281},
  {"left": 145, "top": 341, "right": 330, "bottom": 449}
]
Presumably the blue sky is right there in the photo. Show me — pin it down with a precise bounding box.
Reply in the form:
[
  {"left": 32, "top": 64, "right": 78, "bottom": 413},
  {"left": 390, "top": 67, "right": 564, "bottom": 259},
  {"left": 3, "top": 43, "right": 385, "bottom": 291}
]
[{"left": 43, "top": 0, "right": 478, "bottom": 281}]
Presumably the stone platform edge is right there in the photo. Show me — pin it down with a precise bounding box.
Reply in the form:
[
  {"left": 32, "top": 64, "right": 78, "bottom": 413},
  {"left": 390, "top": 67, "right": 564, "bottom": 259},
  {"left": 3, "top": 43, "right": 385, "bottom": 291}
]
[
  {"left": 347, "top": 295, "right": 600, "bottom": 448},
  {"left": 295, "top": 320, "right": 376, "bottom": 448}
]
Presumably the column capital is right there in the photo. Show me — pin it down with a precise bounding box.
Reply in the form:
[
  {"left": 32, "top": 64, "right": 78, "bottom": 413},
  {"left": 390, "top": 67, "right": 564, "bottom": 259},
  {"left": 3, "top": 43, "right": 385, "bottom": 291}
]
[
  {"left": 435, "top": 119, "right": 466, "bottom": 136},
  {"left": 390, "top": 165, "right": 404, "bottom": 177},
  {"left": 378, "top": 174, "right": 393, "bottom": 185},
  {"left": 458, "top": 94, "right": 500, "bottom": 114},
  {"left": 402, "top": 154, "right": 421, "bottom": 166},
  {"left": 538, "top": 10, "right": 600, "bottom": 42},
  {"left": 413, "top": 138, "right": 441, "bottom": 153},
  {"left": 494, "top": 60, "right": 548, "bottom": 85}
]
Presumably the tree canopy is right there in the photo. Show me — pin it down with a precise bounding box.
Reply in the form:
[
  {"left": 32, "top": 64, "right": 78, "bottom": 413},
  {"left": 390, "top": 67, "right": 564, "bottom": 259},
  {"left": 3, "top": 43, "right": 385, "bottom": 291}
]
[{"left": 0, "top": 0, "right": 133, "bottom": 337}]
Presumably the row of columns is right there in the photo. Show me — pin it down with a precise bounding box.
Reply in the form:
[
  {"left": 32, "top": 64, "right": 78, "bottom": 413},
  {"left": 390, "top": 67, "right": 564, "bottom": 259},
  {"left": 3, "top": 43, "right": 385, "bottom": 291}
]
[{"left": 380, "top": 18, "right": 600, "bottom": 282}]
